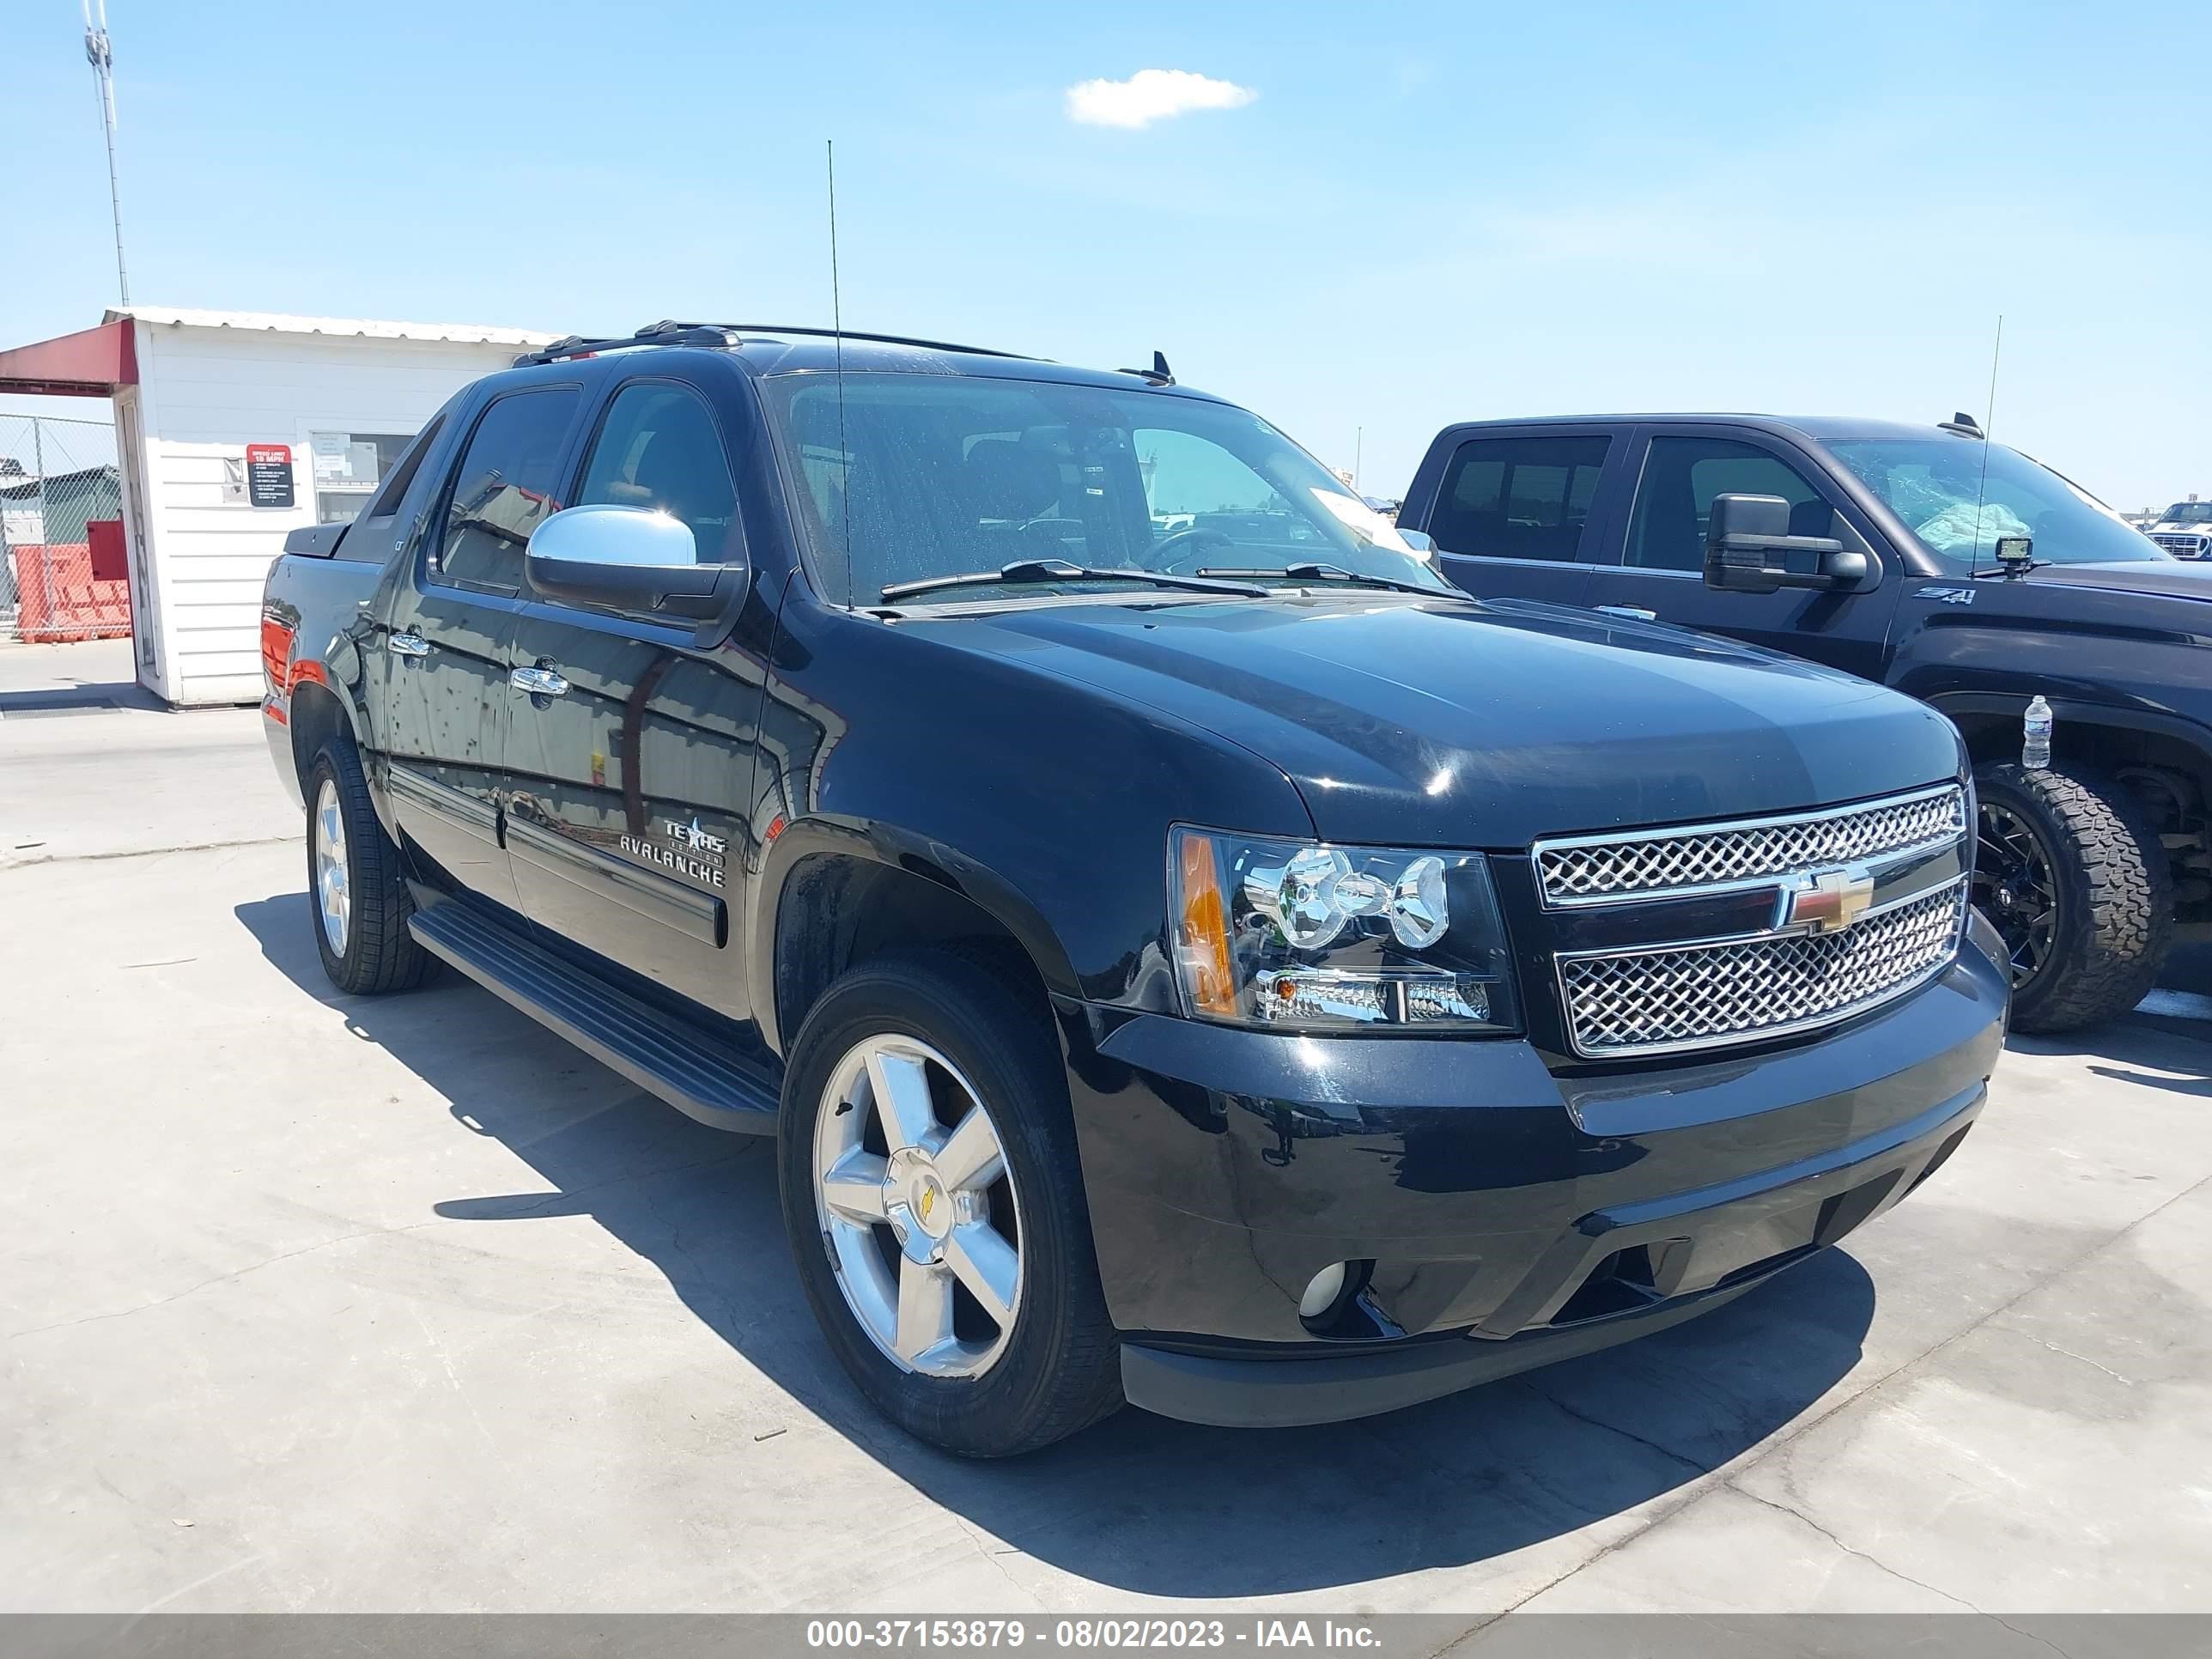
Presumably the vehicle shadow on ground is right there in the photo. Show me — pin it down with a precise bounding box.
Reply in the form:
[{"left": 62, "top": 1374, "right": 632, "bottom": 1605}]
[
  {"left": 239, "top": 890, "right": 1879, "bottom": 1597},
  {"left": 2011, "top": 998, "right": 2212, "bottom": 1097}
]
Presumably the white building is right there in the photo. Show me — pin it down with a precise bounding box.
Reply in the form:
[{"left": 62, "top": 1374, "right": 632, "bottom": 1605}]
[{"left": 0, "top": 307, "right": 555, "bottom": 706}]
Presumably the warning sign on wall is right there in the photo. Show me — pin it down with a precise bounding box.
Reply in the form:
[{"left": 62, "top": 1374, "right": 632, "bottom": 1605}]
[{"left": 246, "top": 443, "right": 295, "bottom": 509}]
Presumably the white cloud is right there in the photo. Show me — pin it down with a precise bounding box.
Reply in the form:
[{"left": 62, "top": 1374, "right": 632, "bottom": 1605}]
[{"left": 1064, "top": 69, "right": 1256, "bottom": 131}]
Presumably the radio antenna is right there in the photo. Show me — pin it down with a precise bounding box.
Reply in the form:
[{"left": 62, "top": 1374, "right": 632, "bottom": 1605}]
[
  {"left": 1969, "top": 313, "right": 2002, "bottom": 574},
  {"left": 827, "top": 139, "right": 854, "bottom": 609}
]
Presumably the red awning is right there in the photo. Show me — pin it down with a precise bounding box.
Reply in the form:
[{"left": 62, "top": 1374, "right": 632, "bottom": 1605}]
[{"left": 0, "top": 319, "right": 137, "bottom": 397}]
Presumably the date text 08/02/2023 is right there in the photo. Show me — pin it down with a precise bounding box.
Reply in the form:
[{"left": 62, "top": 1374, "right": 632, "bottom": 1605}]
[{"left": 805, "top": 1618, "right": 1384, "bottom": 1650}]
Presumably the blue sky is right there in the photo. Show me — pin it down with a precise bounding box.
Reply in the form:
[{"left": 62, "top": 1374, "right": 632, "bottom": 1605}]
[{"left": 4, "top": 0, "right": 2207, "bottom": 508}]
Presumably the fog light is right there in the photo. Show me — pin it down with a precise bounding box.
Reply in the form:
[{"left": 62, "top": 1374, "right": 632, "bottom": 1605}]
[
  {"left": 1256, "top": 968, "right": 1389, "bottom": 1024},
  {"left": 1406, "top": 974, "right": 1490, "bottom": 1023},
  {"left": 1298, "top": 1261, "right": 1349, "bottom": 1318}
]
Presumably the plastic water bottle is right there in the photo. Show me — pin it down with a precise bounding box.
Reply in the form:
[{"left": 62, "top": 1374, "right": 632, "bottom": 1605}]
[{"left": 2023, "top": 695, "right": 2053, "bottom": 770}]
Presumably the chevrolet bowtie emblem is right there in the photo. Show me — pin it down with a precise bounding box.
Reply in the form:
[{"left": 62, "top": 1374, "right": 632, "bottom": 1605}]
[{"left": 1784, "top": 864, "right": 1876, "bottom": 933}]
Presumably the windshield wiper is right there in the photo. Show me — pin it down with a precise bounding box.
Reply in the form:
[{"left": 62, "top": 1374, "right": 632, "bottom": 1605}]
[
  {"left": 1195, "top": 561, "right": 1446, "bottom": 598},
  {"left": 880, "top": 558, "right": 1266, "bottom": 604}
]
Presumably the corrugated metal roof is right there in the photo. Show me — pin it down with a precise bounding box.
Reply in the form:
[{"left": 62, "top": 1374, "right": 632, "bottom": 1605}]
[{"left": 104, "top": 305, "right": 559, "bottom": 347}]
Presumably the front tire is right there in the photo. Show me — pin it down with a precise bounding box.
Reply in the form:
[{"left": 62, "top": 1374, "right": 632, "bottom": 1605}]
[
  {"left": 306, "top": 742, "right": 435, "bottom": 996},
  {"left": 1972, "top": 762, "right": 2170, "bottom": 1033},
  {"left": 777, "top": 951, "right": 1122, "bottom": 1456}
]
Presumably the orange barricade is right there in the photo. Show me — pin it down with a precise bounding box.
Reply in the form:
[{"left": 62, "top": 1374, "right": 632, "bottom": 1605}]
[{"left": 9, "top": 541, "right": 133, "bottom": 642}]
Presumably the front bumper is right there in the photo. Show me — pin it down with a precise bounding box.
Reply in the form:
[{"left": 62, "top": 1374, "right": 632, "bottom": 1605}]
[{"left": 1059, "top": 914, "right": 2008, "bottom": 1428}]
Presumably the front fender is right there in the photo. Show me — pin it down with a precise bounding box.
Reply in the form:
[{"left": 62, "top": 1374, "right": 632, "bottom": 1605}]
[
  {"left": 741, "top": 598, "right": 1316, "bottom": 1053},
  {"left": 746, "top": 817, "right": 1088, "bottom": 1055}
]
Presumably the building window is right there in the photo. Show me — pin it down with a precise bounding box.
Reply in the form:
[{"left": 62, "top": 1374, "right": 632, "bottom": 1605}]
[{"left": 311, "top": 431, "right": 416, "bottom": 525}]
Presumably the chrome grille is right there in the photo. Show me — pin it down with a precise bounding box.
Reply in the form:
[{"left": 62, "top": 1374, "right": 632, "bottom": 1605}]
[
  {"left": 2150, "top": 533, "right": 2209, "bottom": 559},
  {"left": 1535, "top": 785, "right": 1966, "bottom": 906},
  {"left": 1559, "top": 882, "right": 1966, "bottom": 1058}
]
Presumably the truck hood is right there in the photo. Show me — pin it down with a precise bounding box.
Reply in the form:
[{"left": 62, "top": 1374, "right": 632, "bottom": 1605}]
[
  {"left": 1996, "top": 559, "right": 2212, "bottom": 599},
  {"left": 912, "top": 593, "right": 1963, "bottom": 847}
]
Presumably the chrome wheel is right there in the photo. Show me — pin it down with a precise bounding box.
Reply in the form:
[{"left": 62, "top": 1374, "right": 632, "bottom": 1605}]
[
  {"left": 1974, "top": 799, "right": 2058, "bottom": 987},
  {"left": 811, "top": 1034, "right": 1024, "bottom": 1380},
  {"left": 313, "top": 777, "right": 351, "bottom": 957}
]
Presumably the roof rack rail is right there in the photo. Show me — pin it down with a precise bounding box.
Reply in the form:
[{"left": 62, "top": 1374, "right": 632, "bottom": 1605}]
[
  {"left": 700, "top": 323, "right": 1032, "bottom": 360},
  {"left": 513, "top": 320, "right": 1032, "bottom": 368},
  {"left": 514, "top": 321, "right": 739, "bottom": 367}
]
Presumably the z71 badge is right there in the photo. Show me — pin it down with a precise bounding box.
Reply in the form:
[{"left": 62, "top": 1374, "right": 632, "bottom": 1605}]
[{"left": 618, "top": 816, "right": 729, "bottom": 887}]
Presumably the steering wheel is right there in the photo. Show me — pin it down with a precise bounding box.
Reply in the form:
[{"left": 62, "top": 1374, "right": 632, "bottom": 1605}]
[{"left": 1148, "top": 526, "right": 1237, "bottom": 574}]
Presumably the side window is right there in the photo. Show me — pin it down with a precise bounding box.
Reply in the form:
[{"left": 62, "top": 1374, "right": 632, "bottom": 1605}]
[
  {"left": 1626, "top": 436, "right": 1831, "bottom": 572},
  {"left": 433, "top": 387, "right": 582, "bottom": 589},
  {"left": 1429, "top": 434, "right": 1611, "bottom": 562},
  {"left": 360, "top": 415, "right": 444, "bottom": 523},
  {"left": 1135, "top": 428, "right": 1323, "bottom": 553},
  {"left": 575, "top": 382, "right": 744, "bottom": 562}
]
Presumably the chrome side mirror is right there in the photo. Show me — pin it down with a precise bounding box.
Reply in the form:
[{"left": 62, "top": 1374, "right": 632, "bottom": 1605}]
[
  {"left": 526, "top": 504, "right": 744, "bottom": 623},
  {"left": 529, "top": 503, "right": 697, "bottom": 571}
]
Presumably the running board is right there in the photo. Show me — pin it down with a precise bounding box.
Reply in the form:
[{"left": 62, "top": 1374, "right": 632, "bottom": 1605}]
[{"left": 408, "top": 900, "right": 782, "bottom": 1133}]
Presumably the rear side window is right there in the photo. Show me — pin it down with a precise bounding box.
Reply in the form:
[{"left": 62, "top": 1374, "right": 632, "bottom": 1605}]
[
  {"left": 362, "top": 415, "right": 444, "bottom": 522},
  {"left": 433, "top": 387, "right": 582, "bottom": 590},
  {"left": 1430, "top": 434, "right": 1610, "bottom": 562},
  {"left": 1627, "top": 436, "right": 1830, "bottom": 572}
]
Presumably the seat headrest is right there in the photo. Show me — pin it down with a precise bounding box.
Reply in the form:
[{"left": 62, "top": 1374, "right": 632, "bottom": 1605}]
[{"left": 963, "top": 438, "right": 1061, "bottom": 521}]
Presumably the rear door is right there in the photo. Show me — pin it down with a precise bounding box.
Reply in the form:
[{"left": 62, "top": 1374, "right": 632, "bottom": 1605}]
[
  {"left": 1405, "top": 427, "right": 1632, "bottom": 607},
  {"left": 501, "top": 369, "right": 771, "bottom": 1024},
  {"left": 381, "top": 382, "right": 585, "bottom": 915},
  {"left": 1583, "top": 425, "right": 1903, "bottom": 678}
]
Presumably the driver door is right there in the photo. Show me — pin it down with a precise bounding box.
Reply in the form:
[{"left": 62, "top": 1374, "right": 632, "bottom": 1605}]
[
  {"left": 1584, "top": 427, "right": 1902, "bottom": 678},
  {"left": 501, "top": 371, "right": 770, "bottom": 1024}
]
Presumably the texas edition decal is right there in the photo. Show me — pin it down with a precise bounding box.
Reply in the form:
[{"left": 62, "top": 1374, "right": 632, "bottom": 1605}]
[{"left": 620, "top": 817, "right": 729, "bottom": 888}]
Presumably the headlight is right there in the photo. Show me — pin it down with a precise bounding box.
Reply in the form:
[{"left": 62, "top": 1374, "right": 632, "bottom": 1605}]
[{"left": 1170, "top": 829, "right": 1520, "bottom": 1033}]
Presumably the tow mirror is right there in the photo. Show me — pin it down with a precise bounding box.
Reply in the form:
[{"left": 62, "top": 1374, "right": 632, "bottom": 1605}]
[
  {"left": 1397, "top": 528, "right": 1435, "bottom": 554},
  {"left": 526, "top": 503, "right": 748, "bottom": 627},
  {"left": 1704, "top": 494, "right": 1873, "bottom": 594}
]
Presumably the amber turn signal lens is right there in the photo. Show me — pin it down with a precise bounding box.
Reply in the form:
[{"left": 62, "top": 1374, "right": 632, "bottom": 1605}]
[{"left": 1177, "top": 832, "right": 1239, "bottom": 1018}]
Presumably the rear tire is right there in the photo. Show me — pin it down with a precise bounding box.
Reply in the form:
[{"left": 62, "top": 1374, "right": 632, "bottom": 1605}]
[
  {"left": 777, "top": 951, "right": 1122, "bottom": 1456},
  {"left": 1972, "top": 762, "right": 2169, "bottom": 1033},
  {"left": 306, "top": 741, "right": 436, "bottom": 996}
]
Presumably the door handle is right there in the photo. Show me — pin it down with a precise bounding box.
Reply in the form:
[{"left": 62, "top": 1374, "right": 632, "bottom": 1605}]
[
  {"left": 1595, "top": 605, "right": 1658, "bottom": 623},
  {"left": 510, "top": 665, "right": 570, "bottom": 698},
  {"left": 387, "top": 631, "right": 431, "bottom": 659}
]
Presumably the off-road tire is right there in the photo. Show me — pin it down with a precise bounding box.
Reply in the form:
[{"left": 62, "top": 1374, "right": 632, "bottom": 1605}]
[
  {"left": 307, "top": 741, "right": 437, "bottom": 995},
  {"left": 777, "top": 951, "right": 1123, "bottom": 1456},
  {"left": 1974, "top": 762, "right": 2169, "bottom": 1033}
]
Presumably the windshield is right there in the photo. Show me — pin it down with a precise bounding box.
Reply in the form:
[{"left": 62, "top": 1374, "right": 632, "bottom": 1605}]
[
  {"left": 758, "top": 372, "right": 1449, "bottom": 605},
  {"left": 1826, "top": 436, "right": 2167, "bottom": 570},
  {"left": 2162, "top": 502, "right": 2212, "bottom": 523}
]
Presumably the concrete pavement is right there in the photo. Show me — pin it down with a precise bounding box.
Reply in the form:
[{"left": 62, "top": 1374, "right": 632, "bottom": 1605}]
[
  {"left": 2, "top": 642, "right": 2208, "bottom": 1618},
  {"left": 0, "top": 639, "right": 296, "bottom": 868}
]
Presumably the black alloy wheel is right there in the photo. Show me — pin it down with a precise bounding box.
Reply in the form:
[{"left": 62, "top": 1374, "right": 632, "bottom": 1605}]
[{"left": 1973, "top": 797, "right": 2061, "bottom": 988}]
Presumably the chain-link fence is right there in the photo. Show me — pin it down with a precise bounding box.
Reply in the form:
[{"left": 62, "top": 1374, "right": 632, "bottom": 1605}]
[{"left": 0, "top": 411, "right": 130, "bottom": 642}]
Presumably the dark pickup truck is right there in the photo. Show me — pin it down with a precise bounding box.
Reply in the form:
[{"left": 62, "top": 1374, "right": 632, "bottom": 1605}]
[
  {"left": 261, "top": 324, "right": 2007, "bottom": 1455},
  {"left": 1400, "top": 414, "right": 2212, "bottom": 1032}
]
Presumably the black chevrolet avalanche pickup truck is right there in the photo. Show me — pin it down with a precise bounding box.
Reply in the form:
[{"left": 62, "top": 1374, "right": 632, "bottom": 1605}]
[
  {"left": 260, "top": 325, "right": 2008, "bottom": 1455},
  {"left": 1400, "top": 414, "right": 2212, "bottom": 1033}
]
